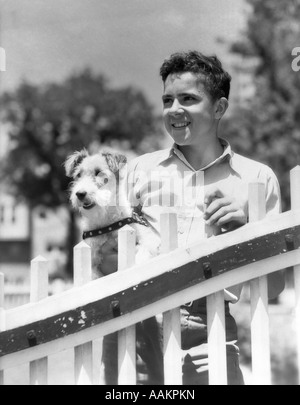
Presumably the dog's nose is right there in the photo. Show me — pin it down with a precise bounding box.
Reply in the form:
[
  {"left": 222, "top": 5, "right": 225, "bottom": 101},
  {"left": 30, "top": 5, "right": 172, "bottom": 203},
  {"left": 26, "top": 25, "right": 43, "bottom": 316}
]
[{"left": 76, "top": 191, "right": 87, "bottom": 201}]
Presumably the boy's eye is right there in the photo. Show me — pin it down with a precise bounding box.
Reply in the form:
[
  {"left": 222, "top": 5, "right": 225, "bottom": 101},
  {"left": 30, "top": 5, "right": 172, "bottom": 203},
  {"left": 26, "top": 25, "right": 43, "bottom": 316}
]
[
  {"left": 183, "top": 95, "right": 195, "bottom": 102},
  {"left": 162, "top": 97, "right": 173, "bottom": 106}
]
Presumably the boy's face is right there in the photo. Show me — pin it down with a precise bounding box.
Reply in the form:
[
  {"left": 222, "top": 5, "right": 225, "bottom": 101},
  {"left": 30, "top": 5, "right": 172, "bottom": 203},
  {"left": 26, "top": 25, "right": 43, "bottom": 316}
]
[{"left": 162, "top": 72, "right": 219, "bottom": 147}]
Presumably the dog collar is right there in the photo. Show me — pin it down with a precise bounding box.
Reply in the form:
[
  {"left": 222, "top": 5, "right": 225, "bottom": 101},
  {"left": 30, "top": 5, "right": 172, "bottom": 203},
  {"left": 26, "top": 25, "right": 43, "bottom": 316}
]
[{"left": 82, "top": 212, "right": 149, "bottom": 240}]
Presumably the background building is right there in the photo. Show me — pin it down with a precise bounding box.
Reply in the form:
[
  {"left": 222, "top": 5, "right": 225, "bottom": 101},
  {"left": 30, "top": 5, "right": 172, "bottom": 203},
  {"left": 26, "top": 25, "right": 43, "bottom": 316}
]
[
  {"left": 0, "top": 123, "right": 68, "bottom": 282},
  {"left": 0, "top": 191, "right": 31, "bottom": 282},
  {"left": 0, "top": 121, "right": 31, "bottom": 281}
]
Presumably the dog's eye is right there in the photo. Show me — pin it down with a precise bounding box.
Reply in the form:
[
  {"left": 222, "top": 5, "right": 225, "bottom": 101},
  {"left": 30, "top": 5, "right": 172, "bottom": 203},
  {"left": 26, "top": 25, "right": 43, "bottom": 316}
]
[
  {"left": 75, "top": 172, "right": 81, "bottom": 179},
  {"left": 103, "top": 178, "right": 109, "bottom": 184},
  {"left": 95, "top": 169, "right": 101, "bottom": 176}
]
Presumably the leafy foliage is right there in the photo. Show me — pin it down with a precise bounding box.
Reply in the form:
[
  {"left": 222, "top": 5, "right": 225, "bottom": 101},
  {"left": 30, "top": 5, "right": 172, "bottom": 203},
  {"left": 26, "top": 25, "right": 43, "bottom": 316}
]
[
  {"left": 0, "top": 69, "right": 162, "bottom": 275},
  {"left": 0, "top": 69, "right": 162, "bottom": 207},
  {"left": 223, "top": 0, "right": 300, "bottom": 211}
]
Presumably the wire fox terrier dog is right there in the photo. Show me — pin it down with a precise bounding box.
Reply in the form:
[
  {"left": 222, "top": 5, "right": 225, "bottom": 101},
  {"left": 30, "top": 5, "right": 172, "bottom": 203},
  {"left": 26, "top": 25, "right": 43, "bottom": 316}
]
[{"left": 65, "top": 149, "right": 159, "bottom": 278}]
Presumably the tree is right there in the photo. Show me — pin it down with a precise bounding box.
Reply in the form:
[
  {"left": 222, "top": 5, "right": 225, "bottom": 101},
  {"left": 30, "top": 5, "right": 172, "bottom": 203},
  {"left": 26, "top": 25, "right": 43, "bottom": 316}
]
[
  {"left": 0, "top": 69, "right": 163, "bottom": 276},
  {"left": 223, "top": 0, "right": 300, "bottom": 211}
]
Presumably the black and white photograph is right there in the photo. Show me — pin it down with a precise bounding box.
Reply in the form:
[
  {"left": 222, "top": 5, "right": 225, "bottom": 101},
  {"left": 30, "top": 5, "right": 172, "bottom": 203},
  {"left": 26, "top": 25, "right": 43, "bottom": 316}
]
[{"left": 0, "top": 0, "right": 300, "bottom": 387}]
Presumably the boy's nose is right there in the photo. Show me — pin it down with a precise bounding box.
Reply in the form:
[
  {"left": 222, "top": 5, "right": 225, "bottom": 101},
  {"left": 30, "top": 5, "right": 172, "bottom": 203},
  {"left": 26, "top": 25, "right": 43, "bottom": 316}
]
[
  {"left": 169, "top": 100, "right": 184, "bottom": 115},
  {"left": 76, "top": 191, "right": 87, "bottom": 201}
]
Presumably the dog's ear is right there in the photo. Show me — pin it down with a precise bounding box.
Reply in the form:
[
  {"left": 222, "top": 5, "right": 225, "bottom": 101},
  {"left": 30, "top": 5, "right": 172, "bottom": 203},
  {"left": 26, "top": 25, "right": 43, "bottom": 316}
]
[
  {"left": 102, "top": 152, "right": 127, "bottom": 174},
  {"left": 64, "top": 149, "right": 89, "bottom": 177}
]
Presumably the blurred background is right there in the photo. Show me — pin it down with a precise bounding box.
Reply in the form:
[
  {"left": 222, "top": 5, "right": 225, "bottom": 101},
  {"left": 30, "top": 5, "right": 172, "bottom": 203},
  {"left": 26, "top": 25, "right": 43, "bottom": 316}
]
[{"left": 0, "top": 0, "right": 300, "bottom": 384}]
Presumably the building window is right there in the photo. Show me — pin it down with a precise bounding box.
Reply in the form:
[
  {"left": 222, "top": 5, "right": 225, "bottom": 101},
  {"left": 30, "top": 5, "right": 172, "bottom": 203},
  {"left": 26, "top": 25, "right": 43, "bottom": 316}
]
[
  {"left": 0, "top": 205, "right": 4, "bottom": 223},
  {"left": 11, "top": 205, "right": 16, "bottom": 223}
]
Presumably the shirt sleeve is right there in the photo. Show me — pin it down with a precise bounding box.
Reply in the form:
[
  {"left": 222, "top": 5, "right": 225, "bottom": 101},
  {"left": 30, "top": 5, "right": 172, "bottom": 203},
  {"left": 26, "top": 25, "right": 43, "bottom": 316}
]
[
  {"left": 226, "top": 164, "right": 282, "bottom": 303},
  {"left": 259, "top": 166, "right": 282, "bottom": 216}
]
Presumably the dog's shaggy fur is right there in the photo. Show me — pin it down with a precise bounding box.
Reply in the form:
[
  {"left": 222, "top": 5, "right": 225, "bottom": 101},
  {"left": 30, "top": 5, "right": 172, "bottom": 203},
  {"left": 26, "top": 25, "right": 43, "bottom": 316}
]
[{"left": 64, "top": 149, "right": 159, "bottom": 278}]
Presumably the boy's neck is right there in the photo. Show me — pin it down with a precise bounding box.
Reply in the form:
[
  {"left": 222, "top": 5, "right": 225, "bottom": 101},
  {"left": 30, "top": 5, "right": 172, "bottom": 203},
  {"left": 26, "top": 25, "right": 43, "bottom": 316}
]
[{"left": 177, "top": 138, "right": 223, "bottom": 171}]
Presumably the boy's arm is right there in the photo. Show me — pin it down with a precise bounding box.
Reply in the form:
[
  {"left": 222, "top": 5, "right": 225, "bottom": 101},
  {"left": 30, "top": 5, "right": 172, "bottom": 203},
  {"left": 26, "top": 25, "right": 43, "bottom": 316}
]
[
  {"left": 262, "top": 168, "right": 285, "bottom": 298},
  {"left": 204, "top": 174, "right": 285, "bottom": 300}
]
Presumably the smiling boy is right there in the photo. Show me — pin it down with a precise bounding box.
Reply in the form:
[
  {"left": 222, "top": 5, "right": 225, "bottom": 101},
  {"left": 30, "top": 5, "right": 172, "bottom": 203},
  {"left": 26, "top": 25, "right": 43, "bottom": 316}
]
[{"left": 101, "top": 51, "right": 284, "bottom": 385}]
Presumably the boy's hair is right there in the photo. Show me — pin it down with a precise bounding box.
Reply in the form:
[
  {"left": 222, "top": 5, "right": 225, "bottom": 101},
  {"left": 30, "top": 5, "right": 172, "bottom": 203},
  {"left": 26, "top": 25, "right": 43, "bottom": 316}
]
[{"left": 160, "top": 50, "right": 231, "bottom": 101}]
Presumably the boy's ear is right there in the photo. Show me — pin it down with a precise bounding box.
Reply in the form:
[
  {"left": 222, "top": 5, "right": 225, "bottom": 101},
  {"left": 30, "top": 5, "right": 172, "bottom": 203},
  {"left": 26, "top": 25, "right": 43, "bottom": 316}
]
[
  {"left": 64, "top": 149, "right": 89, "bottom": 177},
  {"left": 214, "top": 97, "right": 229, "bottom": 119}
]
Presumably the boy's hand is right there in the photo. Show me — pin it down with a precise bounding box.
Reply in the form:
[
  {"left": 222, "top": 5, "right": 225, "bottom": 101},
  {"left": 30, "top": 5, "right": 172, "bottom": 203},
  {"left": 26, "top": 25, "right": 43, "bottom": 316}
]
[{"left": 204, "top": 186, "right": 247, "bottom": 231}]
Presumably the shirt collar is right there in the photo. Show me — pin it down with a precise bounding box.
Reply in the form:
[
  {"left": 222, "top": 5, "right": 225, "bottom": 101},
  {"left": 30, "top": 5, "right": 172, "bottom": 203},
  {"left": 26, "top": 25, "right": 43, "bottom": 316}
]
[{"left": 158, "top": 138, "right": 233, "bottom": 171}]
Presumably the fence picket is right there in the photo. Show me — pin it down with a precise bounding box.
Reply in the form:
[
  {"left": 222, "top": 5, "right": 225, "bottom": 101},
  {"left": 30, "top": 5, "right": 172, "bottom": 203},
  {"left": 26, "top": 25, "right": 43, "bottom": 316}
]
[
  {"left": 1, "top": 170, "right": 300, "bottom": 385},
  {"left": 206, "top": 220, "right": 227, "bottom": 385},
  {"left": 118, "top": 225, "right": 136, "bottom": 385},
  {"left": 161, "top": 212, "right": 182, "bottom": 385},
  {"left": 207, "top": 290, "right": 227, "bottom": 385},
  {"left": 294, "top": 264, "right": 300, "bottom": 386},
  {"left": 74, "top": 241, "right": 93, "bottom": 385},
  {"left": 0, "top": 273, "right": 5, "bottom": 385},
  {"left": 202, "top": 159, "right": 229, "bottom": 385},
  {"left": 29, "top": 256, "right": 49, "bottom": 385},
  {"left": 249, "top": 182, "right": 271, "bottom": 385},
  {"left": 290, "top": 165, "right": 300, "bottom": 385}
]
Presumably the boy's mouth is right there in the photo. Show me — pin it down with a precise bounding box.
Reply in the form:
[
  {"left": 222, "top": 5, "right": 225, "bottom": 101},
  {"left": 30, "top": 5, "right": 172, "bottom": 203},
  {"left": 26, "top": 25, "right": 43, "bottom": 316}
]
[{"left": 171, "top": 121, "right": 191, "bottom": 129}]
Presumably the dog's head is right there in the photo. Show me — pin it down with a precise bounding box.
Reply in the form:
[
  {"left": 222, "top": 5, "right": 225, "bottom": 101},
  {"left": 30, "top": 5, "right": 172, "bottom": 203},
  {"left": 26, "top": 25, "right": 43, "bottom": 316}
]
[{"left": 64, "top": 149, "right": 127, "bottom": 211}]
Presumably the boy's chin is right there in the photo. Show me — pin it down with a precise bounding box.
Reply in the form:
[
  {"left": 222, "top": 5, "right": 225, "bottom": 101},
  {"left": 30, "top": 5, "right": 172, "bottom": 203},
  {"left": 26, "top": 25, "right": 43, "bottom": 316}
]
[{"left": 168, "top": 130, "right": 191, "bottom": 144}]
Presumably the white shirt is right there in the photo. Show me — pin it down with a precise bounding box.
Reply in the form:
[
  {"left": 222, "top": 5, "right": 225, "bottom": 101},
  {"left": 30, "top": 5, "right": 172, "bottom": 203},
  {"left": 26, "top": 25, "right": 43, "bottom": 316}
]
[{"left": 127, "top": 139, "right": 281, "bottom": 301}]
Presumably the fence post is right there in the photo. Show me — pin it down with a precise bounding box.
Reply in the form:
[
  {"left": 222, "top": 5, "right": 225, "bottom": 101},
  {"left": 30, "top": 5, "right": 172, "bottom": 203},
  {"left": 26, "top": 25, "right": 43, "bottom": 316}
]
[
  {"left": 118, "top": 225, "right": 136, "bottom": 385},
  {"left": 290, "top": 165, "right": 300, "bottom": 385},
  {"left": 207, "top": 289, "right": 227, "bottom": 385},
  {"left": 0, "top": 273, "right": 5, "bottom": 385},
  {"left": 205, "top": 208, "right": 227, "bottom": 385},
  {"left": 249, "top": 182, "right": 271, "bottom": 385},
  {"left": 161, "top": 212, "right": 182, "bottom": 385},
  {"left": 29, "top": 256, "right": 49, "bottom": 385},
  {"left": 74, "top": 241, "right": 93, "bottom": 385}
]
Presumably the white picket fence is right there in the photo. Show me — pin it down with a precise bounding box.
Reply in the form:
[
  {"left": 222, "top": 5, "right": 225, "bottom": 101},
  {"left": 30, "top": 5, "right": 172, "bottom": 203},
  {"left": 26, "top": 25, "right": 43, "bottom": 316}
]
[
  {"left": 0, "top": 167, "right": 300, "bottom": 385},
  {"left": 3, "top": 280, "right": 72, "bottom": 310}
]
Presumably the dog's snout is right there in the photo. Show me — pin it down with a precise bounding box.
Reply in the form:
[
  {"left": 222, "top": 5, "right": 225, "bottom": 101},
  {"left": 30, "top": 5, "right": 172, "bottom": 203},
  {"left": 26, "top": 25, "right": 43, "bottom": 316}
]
[{"left": 76, "top": 191, "right": 87, "bottom": 201}]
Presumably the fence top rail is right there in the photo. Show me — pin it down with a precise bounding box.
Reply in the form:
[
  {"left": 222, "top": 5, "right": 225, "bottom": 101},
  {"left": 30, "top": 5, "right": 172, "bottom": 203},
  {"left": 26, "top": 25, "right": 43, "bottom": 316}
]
[{"left": 0, "top": 209, "right": 300, "bottom": 361}]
